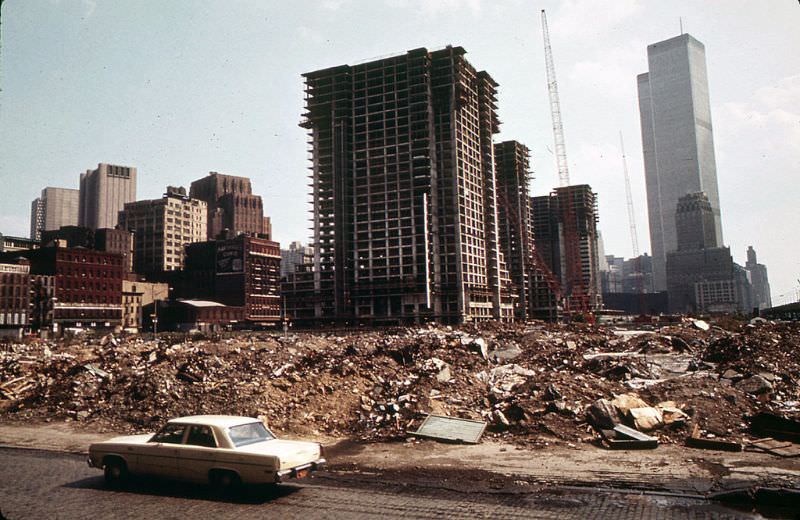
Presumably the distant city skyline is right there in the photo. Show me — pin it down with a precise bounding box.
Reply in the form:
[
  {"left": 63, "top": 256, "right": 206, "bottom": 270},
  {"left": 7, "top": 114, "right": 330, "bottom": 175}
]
[{"left": 1, "top": 1, "right": 798, "bottom": 303}]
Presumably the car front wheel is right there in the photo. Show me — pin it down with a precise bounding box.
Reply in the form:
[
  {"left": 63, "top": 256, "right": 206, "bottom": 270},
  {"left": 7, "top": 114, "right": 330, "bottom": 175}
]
[{"left": 104, "top": 458, "right": 129, "bottom": 488}]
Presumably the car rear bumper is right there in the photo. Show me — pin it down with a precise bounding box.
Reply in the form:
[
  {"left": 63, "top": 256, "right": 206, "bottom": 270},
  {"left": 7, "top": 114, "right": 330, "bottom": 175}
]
[{"left": 275, "top": 458, "right": 326, "bottom": 483}]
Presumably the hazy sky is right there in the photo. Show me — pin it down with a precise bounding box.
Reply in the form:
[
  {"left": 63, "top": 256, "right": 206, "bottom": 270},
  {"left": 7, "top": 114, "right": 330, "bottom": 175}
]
[{"left": 1, "top": 0, "right": 798, "bottom": 303}]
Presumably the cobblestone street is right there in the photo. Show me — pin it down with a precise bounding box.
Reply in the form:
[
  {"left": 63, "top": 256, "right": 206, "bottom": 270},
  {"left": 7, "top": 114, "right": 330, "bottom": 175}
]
[{"left": 1, "top": 448, "right": 774, "bottom": 519}]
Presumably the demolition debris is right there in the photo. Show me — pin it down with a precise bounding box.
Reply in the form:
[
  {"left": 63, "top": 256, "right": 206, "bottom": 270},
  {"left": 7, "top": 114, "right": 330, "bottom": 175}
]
[{"left": 1, "top": 319, "right": 798, "bottom": 450}]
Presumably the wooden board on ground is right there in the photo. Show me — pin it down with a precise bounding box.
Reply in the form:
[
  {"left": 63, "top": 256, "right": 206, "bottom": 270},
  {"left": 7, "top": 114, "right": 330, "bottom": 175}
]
[{"left": 748, "top": 437, "right": 800, "bottom": 458}]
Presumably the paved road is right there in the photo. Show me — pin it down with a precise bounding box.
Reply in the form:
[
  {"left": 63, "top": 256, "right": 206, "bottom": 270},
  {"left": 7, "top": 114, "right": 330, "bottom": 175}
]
[{"left": 0, "top": 448, "right": 770, "bottom": 519}]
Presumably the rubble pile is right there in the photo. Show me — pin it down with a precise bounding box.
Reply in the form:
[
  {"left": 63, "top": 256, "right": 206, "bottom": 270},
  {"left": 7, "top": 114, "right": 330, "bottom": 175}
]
[{"left": 1, "top": 319, "right": 798, "bottom": 446}]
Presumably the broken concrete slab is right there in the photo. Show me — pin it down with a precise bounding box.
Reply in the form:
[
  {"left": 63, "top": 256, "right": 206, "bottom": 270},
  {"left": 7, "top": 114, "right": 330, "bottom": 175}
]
[{"left": 409, "top": 414, "right": 486, "bottom": 444}]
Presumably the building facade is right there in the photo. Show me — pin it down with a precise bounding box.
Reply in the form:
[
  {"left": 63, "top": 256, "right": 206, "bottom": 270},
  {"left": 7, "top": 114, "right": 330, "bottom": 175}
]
[
  {"left": 638, "top": 34, "right": 723, "bottom": 291},
  {"left": 280, "top": 241, "right": 312, "bottom": 280},
  {"left": 189, "top": 172, "right": 270, "bottom": 240},
  {"left": 30, "top": 187, "right": 80, "bottom": 241},
  {"left": 666, "top": 192, "right": 743, "bottom": 314},
  {"left": 122, "top": 280, "right": 169, "bottom": 332},
  {"left": 1, "top": 246, "right": 124, "bottom": 331},
  {"left": 118, "top": 187, "right": 207, "bottom": 274},
  {"left": 291, "top": 46, "right": 515, "bottom": 325},
  {"left": 745, "top": 246, "right": 772, "bottom": 310},
  {"left": 183, "top": 235, "right": 282, "bottom": 324},
  {"left": 79, "top": 163, "right": 137, "bottom": 230},
  {"left": 0, "top": 260, "right": 31, "bottom": 338}
]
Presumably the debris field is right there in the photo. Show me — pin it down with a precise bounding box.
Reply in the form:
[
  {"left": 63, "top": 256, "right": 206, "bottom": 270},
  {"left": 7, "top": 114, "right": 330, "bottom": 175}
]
[{"left": 1, "top": 319, "right": 798, "bottom": 448}]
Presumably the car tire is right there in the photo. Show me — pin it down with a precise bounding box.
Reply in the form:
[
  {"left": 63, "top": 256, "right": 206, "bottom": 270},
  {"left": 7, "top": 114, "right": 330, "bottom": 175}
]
[
  {"left": 103, "top": 458, "right": 129, "bottom": 488},
  {"left": 211, "top": 470, "right": 242, "bottom": 496}
]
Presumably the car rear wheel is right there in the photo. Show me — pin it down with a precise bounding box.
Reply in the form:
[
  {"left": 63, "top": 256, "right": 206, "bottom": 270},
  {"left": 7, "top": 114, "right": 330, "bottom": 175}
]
[
  {"left": 104, "top": 458, "right": 129, "bottom": 488},
  {"left": 211, "top": 470, "right": 242, "bottom": 496}
]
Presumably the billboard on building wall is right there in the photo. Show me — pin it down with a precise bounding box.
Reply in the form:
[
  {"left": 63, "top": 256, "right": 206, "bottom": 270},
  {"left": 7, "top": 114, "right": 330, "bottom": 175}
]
[{"left": 216, "top": 242, "right": 243, "bottom": 274}]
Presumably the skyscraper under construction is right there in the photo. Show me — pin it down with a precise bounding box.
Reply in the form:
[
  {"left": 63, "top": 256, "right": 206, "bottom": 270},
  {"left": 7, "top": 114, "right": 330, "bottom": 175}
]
[{"left": 288, "top": 46, "right": 516, "bottom": 325}]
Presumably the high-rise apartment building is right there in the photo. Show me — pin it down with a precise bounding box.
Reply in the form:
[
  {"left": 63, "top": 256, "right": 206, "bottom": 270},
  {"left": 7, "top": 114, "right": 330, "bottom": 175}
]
[
  {"left": 79, "top": 163, "right": 137, "bottom": 230},
  {"left": 530, "top": 185, "right": 602, "bottom": 311},
  {"left": 30, "top": 187, "right": 80, "bottom": 241},
  {"left": 638, "top": 34, "right": 723, "bottom": 291},
  {"left": 289, "top": 46, "right": 515, "bottom": 324},
  {"left": 118, "top": 187, "right": 207, "bottom": 274},
  {"left": 189, "top": 172, "right": 270, "bottom": 240},
  {"left": 494, "top": 141, "right": 536, "bottom": 320}
]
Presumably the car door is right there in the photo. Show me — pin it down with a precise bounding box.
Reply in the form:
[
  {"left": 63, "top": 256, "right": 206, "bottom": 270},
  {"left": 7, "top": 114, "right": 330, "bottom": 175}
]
[
  {"left": 137, "top": 423, "right": 185, "bottom": 478},
  {"left": 177, "top": 425, "right": 219, "bottom": 482}
]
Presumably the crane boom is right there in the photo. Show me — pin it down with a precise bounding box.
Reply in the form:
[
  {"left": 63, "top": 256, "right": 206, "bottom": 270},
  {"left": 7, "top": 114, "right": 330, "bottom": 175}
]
[
  {"left": 541, "top": 9, "right": 570, "bottom": 187},
  {"left": 619, "top": 132, "right": 640, "bottom": 257}
]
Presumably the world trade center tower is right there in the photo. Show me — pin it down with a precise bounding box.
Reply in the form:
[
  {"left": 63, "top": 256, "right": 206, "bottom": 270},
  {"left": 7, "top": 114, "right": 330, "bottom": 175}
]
[{"left": 637, "top": 33, "right": 723, "bottom": 291}]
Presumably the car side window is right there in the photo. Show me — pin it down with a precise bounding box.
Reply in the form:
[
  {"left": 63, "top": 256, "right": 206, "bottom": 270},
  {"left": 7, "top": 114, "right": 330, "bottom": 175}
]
[
  {"left": 150, "top": 424, "right": 186, "bottom": 444},
  {"left": 186, "top": 425, "right": 217, "bottom": 448}
]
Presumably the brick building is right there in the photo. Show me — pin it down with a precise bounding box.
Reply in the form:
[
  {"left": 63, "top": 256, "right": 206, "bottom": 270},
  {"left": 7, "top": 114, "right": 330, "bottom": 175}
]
[
  {"left": 1, "top": 246, "right": 124, "bottom": 331},
  {"left": 0, "top": 259, "right": 31, "bottom": 338},
  {"left": 189, "top": 172, "right": 271, "bottom": 240},
  {"left": 182, "top": 235, "right": 281, "bottom": 325}
]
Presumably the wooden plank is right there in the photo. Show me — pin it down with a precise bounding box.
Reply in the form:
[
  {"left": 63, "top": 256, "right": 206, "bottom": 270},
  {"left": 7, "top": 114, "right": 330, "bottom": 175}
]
[
  {"left": 687, "top": 436, "right": 743, "bottom": 452},
  {"left": 748, "top": 437, "right": 800, "bottom": 458}
]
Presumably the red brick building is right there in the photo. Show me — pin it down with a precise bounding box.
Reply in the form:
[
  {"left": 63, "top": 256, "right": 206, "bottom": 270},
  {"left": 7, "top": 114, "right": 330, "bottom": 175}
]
[
  {"left": 2, "top": 245, "right": 124, "bottom": 331},
  {"left": 0, "top": 259, "right": 31, "bottom": 338},
  {"left": 183, "top": 235, "right": 281, "bottom": 325}
]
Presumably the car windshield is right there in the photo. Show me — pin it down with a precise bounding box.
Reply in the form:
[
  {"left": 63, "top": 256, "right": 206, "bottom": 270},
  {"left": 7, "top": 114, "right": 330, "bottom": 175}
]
[{"left": 228, "top": 422, "right": 275, "bottom": 447}]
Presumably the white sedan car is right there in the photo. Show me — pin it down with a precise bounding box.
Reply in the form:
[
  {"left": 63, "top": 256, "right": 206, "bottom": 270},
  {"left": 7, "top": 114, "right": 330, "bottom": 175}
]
[{"left": 87, "top": 415, "right": 326, "bottom": 490}]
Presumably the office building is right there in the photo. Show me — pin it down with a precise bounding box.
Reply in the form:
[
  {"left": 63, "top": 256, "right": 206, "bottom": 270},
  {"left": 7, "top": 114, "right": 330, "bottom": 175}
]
[
  {"left": 118, "top": 186, "right": 207, "bottom": 274},
  {"left": 30, "top": 187, "right": 80, "bottom": 241},
  {"left": 666, "top": 193, "right": 743, "bottom": 314},
  {"left": 281, "top": 241, "right": 312, "bottom": 279},
  {"left": 41, "top": 225, "right": 134, "bottom": 276},
  {"left": 189, "top": 172, "right": 271, "bottom": 240},
  {"left": 79, "top": 163, "right": 137, "bottom": 230},
  {"left": 745, "top": 246, "right": 772, "bottom": 310},
  {"left": 638, "top": 34, "right": 723, "bottom": 290},
  {"left": 288, "top": 46, "right": 516, "bottom": 325},
  {"left": 182, "top": 235, "right": 282, "bottom": 324}
]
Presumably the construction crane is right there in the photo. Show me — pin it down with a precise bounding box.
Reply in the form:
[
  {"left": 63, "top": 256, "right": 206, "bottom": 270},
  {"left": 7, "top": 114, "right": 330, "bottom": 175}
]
[
  {"left": 541, "top": 9, "right": 570, "bottom": 187},
  {"left": 620, "top": 132, "right": 648, "bottom": 315},
  {"left": 619, "top": 132, "right": 639, "bottom": 257},
  {"left": 540, "top": 9, "right": 592, "bottom": 318}
]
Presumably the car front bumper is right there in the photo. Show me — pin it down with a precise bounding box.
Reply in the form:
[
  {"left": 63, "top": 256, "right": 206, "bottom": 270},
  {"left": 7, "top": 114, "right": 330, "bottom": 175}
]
[{"left": 275, "top": 458, "right": 326, "bottom": 483}]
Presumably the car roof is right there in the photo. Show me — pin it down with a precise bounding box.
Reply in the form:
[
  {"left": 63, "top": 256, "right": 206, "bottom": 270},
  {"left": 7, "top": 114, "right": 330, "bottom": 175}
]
[{"left": 167, "top": 415, "right": 261, "bottom": 428}]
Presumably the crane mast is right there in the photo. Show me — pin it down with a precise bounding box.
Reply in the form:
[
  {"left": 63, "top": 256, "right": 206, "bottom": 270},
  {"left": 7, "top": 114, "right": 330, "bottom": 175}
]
[
  {"left": 541, "top": 9, "right": 570, "bottom": 187},
  {"left": 619, "top": 132, "right": 640, "bottom": 257}
]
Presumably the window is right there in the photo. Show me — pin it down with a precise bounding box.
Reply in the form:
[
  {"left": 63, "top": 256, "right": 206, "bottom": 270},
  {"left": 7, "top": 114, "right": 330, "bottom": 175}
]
[
  {"left": 150, "top": 423, "right": 186, "bottom": 444},
  {"left": 186, "top": 425, "right": 217, "bottom": 448}
]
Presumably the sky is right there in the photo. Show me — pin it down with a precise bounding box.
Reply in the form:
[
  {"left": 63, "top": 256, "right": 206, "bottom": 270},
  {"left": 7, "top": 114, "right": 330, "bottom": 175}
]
[{"left": 1, "top": 0, "right": 798, "bottom": 304}]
